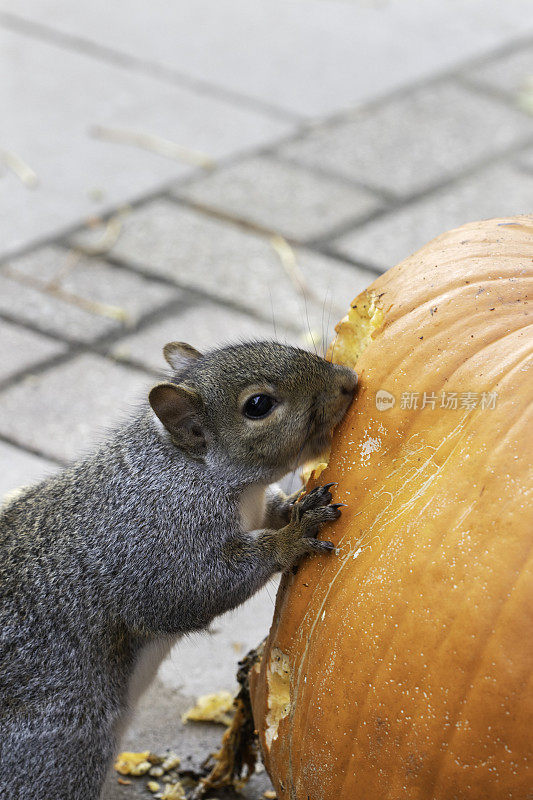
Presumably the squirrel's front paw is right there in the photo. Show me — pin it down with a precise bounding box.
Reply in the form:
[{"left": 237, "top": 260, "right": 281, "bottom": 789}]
[
  {"left": 275, "top": 487, "right": 305, "bottom": 524},
  {"left": 275, "top": 483, "right": 344, "bottom": 570}
]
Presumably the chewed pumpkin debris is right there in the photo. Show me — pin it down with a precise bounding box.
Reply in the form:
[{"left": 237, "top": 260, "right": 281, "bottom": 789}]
[
  {"left": 181, "top": 690, "right": 235, "bottom": 726},
  {"left": 114, "top": 751, "right": 162, "bottom": 776}
]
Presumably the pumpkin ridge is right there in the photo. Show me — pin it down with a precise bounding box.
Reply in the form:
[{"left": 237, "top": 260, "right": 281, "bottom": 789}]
[
  {"left": 348, "top": 416, "right": 469, "bottom": 530},
  {"left": 433, "top": 324, "right": 533, "bottom": 394},
  {"left": 374, "top": 276, "right": 532, "bottom": 338},
  {"left": 287, "top": 549, "right": 353, "bottom": 793},
  {"left": 347, "top": 446, "right": 532, "bottom": 795},
  {"left": 334, "top": 534, "right": 532, "bottom": 800},
  {"left": 330, "top": 331, "right": 531, "bottom": 508},
  {"left": 486, "top": 365, "right": 533, "bottom": 464},
  {"left": 491, "top": 411, "right": 533, "bottom": 466},
  {"left": 423, "top": 539, "right": 533, "bottom": 798},
  {"left": 333, "top": 505, "right": 468, "bottom": 758},
  {"left": 335, "top": 332, "right": 530, "bottom": 520},
  {"left": 428, "top": 251, "right": 533, "bottom": 268},
  {"left": 288, "top": 460, "right": 464, "bottom": 782},
  {"left": 471, "top": 345, "right": 533, "bottom": 438},
  {"left": 367, "top": 305, "right": 532, "bottom": 401}
]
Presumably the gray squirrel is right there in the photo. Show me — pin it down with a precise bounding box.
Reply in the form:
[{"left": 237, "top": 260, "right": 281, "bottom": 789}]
[{"left": 0, "top": 339, "right": 356, "bottom": 799}]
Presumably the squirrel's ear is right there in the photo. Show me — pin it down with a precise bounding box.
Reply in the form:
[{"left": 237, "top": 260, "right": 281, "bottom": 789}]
[
  {"left": 163, "top": 342, "right": 203, "bottom": 372},
  {"left": 149, "top": 382, "right": 206, "bottom": 457}
]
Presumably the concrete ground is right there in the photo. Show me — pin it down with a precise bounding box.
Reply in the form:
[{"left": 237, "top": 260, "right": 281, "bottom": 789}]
[{"left": 1, "top": 1, "right": 532, "bottom": 797}]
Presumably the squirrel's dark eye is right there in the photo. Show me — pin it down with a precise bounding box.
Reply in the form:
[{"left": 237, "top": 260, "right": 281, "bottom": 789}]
[{"left": 243, "top": 394, "right": 277, "bottom": 419}]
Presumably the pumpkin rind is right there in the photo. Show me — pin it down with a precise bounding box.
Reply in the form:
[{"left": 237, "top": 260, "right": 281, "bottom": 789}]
[{"left": 250, "top": 217, "right": 533, "bottom": 800}]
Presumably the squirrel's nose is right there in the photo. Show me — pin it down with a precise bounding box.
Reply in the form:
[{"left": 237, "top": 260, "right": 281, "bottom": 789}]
[
  {"left": 335, "top": 366, "right": 358, "bottom": 396},
  {"left": 341, "top": 382, "right": 355, "bottom": 397}
]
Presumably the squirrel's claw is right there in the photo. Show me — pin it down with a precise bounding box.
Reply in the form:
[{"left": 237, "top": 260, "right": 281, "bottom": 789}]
[{"left": 311, "top": 539, "right": 335, "bottom": 553}]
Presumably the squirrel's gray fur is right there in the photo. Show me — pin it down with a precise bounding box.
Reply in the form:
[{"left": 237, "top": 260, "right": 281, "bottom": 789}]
[{"left": 0, "top": 340, "right": 356, "bottom": 799}]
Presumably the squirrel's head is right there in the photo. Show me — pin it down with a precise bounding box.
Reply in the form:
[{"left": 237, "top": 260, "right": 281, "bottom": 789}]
[{"left": 149, "top": 341, "right": 357, "bottom": 483}]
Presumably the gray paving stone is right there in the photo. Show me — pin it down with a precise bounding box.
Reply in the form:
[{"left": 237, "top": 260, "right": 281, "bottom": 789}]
[
  {"left": 111, "top": 303, "right": 298, "bottom": 373},
  {"left": 519, "top": 145, "right": 533, "bottom": 171},
  {"left": 279, "top": 81, "right": 533, "bottom": 197},
  {"left": 0, "top": 27, "right": 292, "bottom": 259},
  {"left": 467, "top": 43, "right": 533, "bottom": 97},
  {"left": 0, "top": 245, "right": 179, "bottom": 343},
  {"left": 330, "top": 161, "right": 533, "bottom": 271},
  {"left": 0, "top": 318, "right": 66, "bottom": 383},
  {"left": 0, "top": 274, "right": 115, "bottom": 343},
  {"left": 73, "top": 199, "right": 378, "bottom": 343},
  {"left": 3, "top": 0, "right": 533, "bottom": 118},
  {"left": 0, "top": 354, "right": 152, "bottom": 462},
  {"left": 176, "top": 155, "right": 382, "bottom": 240},
  {"left": 0, "top": 440, "right": 58, "bottom": 500}
]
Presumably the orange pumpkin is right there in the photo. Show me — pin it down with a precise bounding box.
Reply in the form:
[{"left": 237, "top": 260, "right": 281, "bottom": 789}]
[{"left": 250, "top": 216, "right": 533, "bottom": 800}]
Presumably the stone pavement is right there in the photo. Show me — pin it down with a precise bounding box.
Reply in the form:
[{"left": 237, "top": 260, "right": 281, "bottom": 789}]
[{"left": 1, "top": 1, "right": 532, "bottom": 797}]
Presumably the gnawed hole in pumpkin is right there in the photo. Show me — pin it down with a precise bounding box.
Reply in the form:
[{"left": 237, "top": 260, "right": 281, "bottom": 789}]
[
  {"left": 302, "top": 291, "right": 384, "bottom": 481},
  {"left": 329, "top": 290, "right": 384, "bottom": 368},
  {"left": 265, "top": 647, "right": 291, "bottom": 750}
]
